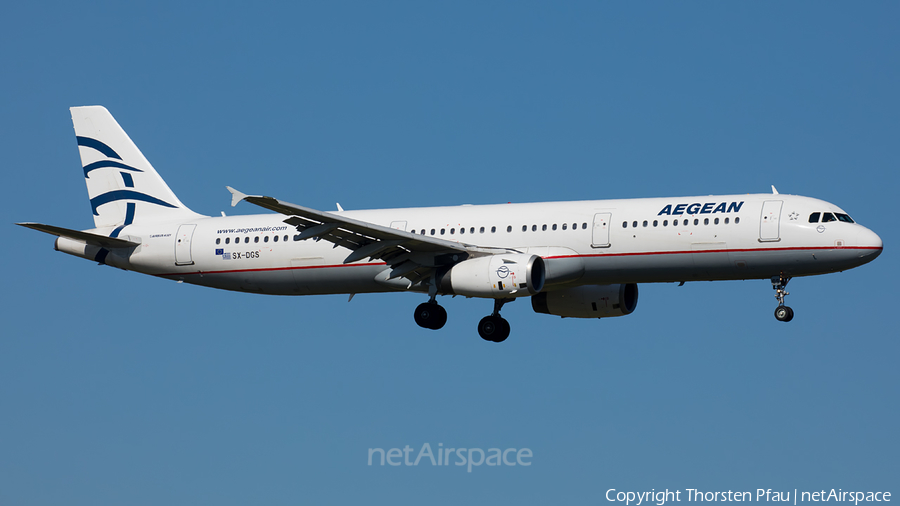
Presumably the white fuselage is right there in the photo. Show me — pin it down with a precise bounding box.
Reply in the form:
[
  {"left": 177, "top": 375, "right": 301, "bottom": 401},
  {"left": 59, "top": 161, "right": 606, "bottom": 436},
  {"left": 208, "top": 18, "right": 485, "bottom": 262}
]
[{"left": 85, "top": 193, "right": 882, "bottom": 296}]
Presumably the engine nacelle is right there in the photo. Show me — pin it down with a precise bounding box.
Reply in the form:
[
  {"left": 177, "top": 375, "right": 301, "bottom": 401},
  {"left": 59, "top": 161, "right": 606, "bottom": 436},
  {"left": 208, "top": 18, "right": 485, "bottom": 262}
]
[
  {"left": 532, "top": 284, "right": 638, "bottom": 318},
  {"left": 440, "top": 254, "right": 545, "bottom": 298}
]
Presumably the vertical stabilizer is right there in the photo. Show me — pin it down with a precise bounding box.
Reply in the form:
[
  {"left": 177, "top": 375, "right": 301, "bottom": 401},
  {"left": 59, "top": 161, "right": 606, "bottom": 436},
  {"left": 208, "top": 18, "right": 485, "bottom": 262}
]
[{"left": 71, "top": 106, "right": 202, "bottom": 232}]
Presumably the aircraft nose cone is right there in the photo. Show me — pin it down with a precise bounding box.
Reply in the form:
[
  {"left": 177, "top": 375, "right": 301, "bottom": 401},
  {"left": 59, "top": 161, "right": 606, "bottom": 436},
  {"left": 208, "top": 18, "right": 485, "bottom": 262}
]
[{"left": 856, "top": 227, "right": 883, "bottom": 261}]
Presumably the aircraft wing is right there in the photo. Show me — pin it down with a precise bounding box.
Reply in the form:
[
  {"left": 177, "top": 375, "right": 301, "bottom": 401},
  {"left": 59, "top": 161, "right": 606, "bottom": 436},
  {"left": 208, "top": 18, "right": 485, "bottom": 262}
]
[{"left": 227, "top": 187, "right": 483, "bottom": 285}]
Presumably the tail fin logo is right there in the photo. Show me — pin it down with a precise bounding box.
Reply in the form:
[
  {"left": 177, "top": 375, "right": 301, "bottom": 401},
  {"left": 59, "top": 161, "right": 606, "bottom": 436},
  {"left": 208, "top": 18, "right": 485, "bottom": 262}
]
[
  {"left": 76, "top": 136, "right": 121, "bottom": 160},
  {"left": 78, "top": 135, "right": 178, "bottom": 215}
]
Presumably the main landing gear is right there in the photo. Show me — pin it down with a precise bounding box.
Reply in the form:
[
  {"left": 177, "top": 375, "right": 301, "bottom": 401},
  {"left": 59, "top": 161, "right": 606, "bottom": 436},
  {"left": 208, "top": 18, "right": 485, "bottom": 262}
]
[
  {"left": 414, "top": 299, "right": 447, "bottom": 330},
  {"left": 413, "top": 294, "right": 513, "bottom": 342},
  {"left": 478, "top": 298, "right": 513, "bottom": 343},
  {"left": 772, "top": 273, "right": 794, "bottom": 322},
  {"left": 415, "top": 279, "right": 447, "bottom": 330}
]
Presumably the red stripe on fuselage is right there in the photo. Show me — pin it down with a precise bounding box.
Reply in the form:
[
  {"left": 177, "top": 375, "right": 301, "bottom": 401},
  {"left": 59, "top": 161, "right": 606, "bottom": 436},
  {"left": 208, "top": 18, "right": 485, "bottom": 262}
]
[
  {"left": 154, "top": 246, "right": 881, "bottom": 278},
  {"left": 157, "top": 261, "right": 388, "bottom": 277},
  {"left": 544, "top": 245, "right": 883, "bottom": 260}
]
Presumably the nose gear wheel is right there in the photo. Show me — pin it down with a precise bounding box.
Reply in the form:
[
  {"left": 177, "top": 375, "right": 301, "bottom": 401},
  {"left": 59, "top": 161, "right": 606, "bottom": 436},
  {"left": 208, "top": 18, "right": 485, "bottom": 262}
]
[{"left": 771, "top": 273, "right": 794, "bottom": 322}]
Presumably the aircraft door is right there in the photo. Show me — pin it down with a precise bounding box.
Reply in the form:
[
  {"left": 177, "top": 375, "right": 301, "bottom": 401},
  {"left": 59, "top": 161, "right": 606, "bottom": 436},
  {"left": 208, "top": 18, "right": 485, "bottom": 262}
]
[
  {"left": 591, "top": 213, "right": 611, "bottom": 248},
  {"left": 175, "top": 224, "right": 197, "bottom": 265},
  {"left": 759, "top": 200, "right": 783, "bottom": 242}
]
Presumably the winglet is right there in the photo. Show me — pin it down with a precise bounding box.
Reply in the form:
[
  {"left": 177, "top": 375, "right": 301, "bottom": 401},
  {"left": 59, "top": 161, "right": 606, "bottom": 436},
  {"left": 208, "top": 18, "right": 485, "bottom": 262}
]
[{"left": 226, "top": 186, "right": 248, "bottom": 207}]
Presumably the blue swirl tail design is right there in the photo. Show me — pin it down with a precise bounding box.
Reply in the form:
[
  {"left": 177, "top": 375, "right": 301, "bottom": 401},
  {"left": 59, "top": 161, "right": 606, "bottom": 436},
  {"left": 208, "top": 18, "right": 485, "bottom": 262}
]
[
  {"left": 90, "top": 190, "right": 178, "bottom": 216},
  {"left": 72, "top": 105, "right": 201, "bottom": 230}
]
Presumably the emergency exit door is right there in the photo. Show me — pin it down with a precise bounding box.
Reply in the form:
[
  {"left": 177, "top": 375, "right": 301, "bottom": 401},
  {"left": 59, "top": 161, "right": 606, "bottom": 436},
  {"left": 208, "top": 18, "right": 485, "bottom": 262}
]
[
  {"left": 591, "top": 213, "right": 611, "bottom": 248},
  {"left": 175, "top": 224, "right": 197, "bottom": 265},
  {"left": 759, "top": 201, "right": 783, "bottom": 242}
]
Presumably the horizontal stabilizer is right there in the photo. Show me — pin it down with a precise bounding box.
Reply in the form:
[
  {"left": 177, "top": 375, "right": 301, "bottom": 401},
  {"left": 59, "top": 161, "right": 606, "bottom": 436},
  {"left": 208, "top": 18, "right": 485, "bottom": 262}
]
[{"left": 17, "top": 222, "right": 140, "bottom": 248}]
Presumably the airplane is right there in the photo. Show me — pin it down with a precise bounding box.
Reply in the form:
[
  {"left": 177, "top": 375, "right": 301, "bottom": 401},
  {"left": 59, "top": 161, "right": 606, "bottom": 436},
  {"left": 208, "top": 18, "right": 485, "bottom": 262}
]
[{"left": 18, "top": 106, "right": 883, "bottom": 342}]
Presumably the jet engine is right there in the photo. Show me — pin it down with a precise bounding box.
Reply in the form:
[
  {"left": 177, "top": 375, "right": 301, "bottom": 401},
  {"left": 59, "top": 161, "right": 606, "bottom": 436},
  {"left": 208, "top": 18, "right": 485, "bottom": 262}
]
[
  {"left": 440, "top": 254, "right": 545, "bottom": 298},
  {"left": 531, "top": 283, "right": 638, "bottom": 318}
]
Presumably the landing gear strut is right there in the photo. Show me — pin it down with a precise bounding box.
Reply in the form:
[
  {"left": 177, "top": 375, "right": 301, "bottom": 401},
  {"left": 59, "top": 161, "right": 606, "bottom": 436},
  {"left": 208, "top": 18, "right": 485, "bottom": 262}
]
[
  {"left": 414, "top": 278, "right": 448, "bottom": 331},
  {"left": 771, "top": 273, "right": 794, "bottom": 322},
  {"left": 478, "top": 298, "right": 513, "bottom": 343}
]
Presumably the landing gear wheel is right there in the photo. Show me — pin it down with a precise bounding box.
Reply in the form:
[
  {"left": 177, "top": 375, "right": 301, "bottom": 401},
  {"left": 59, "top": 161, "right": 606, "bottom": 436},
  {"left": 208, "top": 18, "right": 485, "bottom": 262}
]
[
  {"left": 478, "top": 315, "right": 510, "bottom": 342},
  {"left": 497, "top": 318, "right": 510, "bottom": 342},
  {"left": 774, "top": 305, "right": 794, "bottom": 322},
  {"left": 414, "top": 302, "right": 447, "bottom": 330}
]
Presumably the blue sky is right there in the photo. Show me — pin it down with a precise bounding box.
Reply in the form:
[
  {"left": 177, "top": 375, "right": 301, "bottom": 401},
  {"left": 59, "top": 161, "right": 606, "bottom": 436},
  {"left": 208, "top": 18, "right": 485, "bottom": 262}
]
[{"left": 1, "top": 2, "right": 898, "bottom": 504}]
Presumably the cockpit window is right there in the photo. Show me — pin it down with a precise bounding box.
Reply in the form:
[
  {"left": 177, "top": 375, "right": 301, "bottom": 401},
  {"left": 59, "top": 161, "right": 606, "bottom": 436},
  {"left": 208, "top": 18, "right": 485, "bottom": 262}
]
[
  {"left": 821, "top": 213, "right": 836, "bottom": 223},
  {"left": 808, "top": 212, "right": 820, "bottom": 223},
  {"left": 835, "top": 213, "right": 854, "bottom": 223}
]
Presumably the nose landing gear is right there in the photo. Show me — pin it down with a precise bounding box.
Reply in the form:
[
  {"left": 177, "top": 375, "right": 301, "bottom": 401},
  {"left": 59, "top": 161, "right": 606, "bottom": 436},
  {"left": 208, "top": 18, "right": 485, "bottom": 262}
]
[
  {"left": 478, "top": 298, "right": 513, "bottom": 342},
  {"left": 772, "top": 273, "right": 794, "bottom": 322}
]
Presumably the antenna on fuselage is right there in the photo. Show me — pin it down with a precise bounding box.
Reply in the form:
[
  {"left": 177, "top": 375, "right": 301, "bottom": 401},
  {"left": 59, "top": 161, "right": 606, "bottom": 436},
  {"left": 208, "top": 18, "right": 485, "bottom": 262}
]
[{"left": 771, "top": 185, "right": 779, "bottom": 194}]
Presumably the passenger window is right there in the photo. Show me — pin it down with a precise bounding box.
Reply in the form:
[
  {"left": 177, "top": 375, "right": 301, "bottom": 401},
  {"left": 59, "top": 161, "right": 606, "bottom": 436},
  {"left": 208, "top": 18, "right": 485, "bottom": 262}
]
[
  {"left": 632, "top": 221, "right": 638, "bottom": 228},
  {"left": 430, "top": 229, "right": 435, "bottom": 235},
  {"left": 724, "top": 218, "right": 729, "bottom": 224},
  {"left": 216, "top": 238, "right": 221, "bottom": 245},
  {"left": 542, "top": 224, "right": 547, "bottom": 231},
  {"left": 642, "top": 220, "right": 648, "bottom": 227},
  {"left": 663, "top": 220, "right": 668, "bottom": 226},
  {"left": 284, "top": 235, "right": 288, "bottom": 242},
  {"left": 552, "top": 224, "right": 557, "bottom": 231},
  {"left": 704, "top": 218, "right": 709, "bottom": 225},
  {"left": 480, "top": 227, "right": 485, "bottom": 233},
  {"left": 835, "top": 213, "right": 854, "bottom": 223},
  {"left": 532, "top": 225, "right": 537, "bottom": 231},
  {"left": 694, "top": 219, "right": 699, "bottom": 225},
  {"left": 225, "top": 238, "right": 230, "bottom": 244},
  {"left": 457, "top": 228, "right": 462, "bottom": 234},
  {"left": 245, "top": 237, "right": 250, "bottom": 243},
  {"left": 471, "top": 227, "right": 475, "bottom": 234},
  {"left": 255, "top": 236, "right": 260, "bottom": 243},
  {"left": 522, "top": 225, "right": 527, "bottom": 232},
  {"left": 234, "top": 237, "right": 239, "bottom": 243},
  {"left": 450, "top": 228, "right": 455, "bottom": 234},
  {"left": 264, "top": 236, "right": 269, "bottom": 243},
  {"left": 491, "top": 226, "right": 496, "bottom": 233},
  {"left": 563, "top": 223, "right": 568, "bottom": 230},
  {"left": 714, "top": 218, "right": 719, "bottom": 225},
  {"left": 582, "top": 223, "right": 587, "bottom": 229},
  {"left": 506, "top": 226, "right": 511, "bottom": 232},
  {"left": 572, "top": 223, "right": 577, "bottom": 230},
  {"left": 274, "top": 235, "right": 279, "bottom": 242},
  {"left": 735, "top": 217, "right": 740, "bottom": 224},
  {"left": 808, "top": 212, "right": 820, "bottom": 223},
  {"left": 441, "top": 229, "right": 445, "bottom": 235},
  {"left": 653, "top": 220, "right": 658, "bottom": 227}
]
